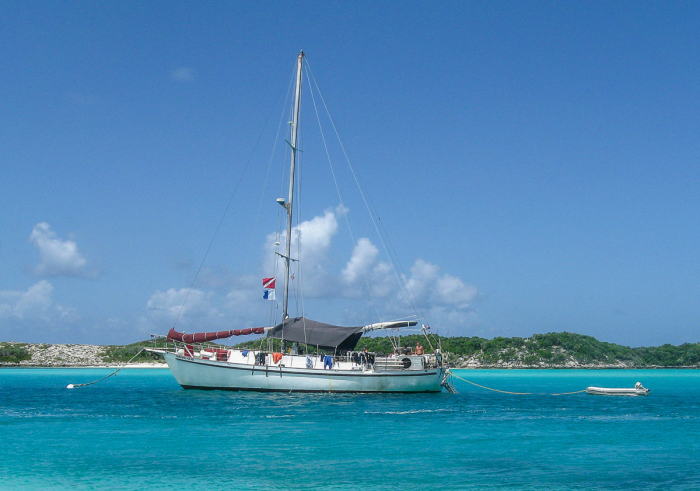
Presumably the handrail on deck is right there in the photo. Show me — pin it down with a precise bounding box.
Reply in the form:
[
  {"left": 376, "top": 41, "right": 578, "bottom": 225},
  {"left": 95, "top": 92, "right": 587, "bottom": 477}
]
[{"left": 160, "top": 339, "right": 445, "bottom": 370}]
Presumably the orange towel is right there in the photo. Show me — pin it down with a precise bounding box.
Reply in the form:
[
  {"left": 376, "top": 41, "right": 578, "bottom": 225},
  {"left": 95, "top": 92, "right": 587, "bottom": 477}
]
[{"left": 272, "top": 352, "right": 283, "bottom": 364}]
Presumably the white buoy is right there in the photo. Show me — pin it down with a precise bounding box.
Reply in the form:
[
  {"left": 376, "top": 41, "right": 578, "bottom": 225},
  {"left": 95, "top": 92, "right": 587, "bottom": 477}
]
[{"left": 66, "top": 384, "right": 75, "bottom": 389}]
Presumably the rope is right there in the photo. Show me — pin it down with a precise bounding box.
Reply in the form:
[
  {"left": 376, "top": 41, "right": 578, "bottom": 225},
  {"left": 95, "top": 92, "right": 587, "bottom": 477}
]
[
  {"left": 66, "top": 348, "right": 146, "bottom": 389},
  {"left": 448, "top": 370, "right": 587, "bottom": 396},
  {"left": 306, "top": 61, "right": 426, "bottom": 323},
  {"left": 171, "top": 64, "right": 293, "bottom": 331},
  {"left": 305, "top": 64, "right": 383, "bottom": 324}
]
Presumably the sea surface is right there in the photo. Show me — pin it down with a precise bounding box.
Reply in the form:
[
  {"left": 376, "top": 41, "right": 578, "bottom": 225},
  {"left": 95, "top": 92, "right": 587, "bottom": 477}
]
[{"left": 1, "top": 368, "right": 698, "bottom": 490}]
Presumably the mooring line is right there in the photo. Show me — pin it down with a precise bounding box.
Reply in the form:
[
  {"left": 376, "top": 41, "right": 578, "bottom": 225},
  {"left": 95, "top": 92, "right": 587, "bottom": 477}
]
[
  {"left": 447, "top": 370, "right": 586, "bottom": 396},
  {"left": 66, "top": 348, "right": 146, "bottom": 389}
]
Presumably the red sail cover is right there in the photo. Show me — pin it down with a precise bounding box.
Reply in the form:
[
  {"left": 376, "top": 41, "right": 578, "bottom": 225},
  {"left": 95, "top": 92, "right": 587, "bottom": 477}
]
[{"left": 167, "top": 327, "right": 265, "bottom": 343}]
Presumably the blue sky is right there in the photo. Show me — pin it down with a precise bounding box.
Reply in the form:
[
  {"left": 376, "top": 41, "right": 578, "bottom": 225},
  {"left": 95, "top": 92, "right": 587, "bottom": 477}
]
[{"left": 1, "top": 1, "right": 698, "bottom": 347}]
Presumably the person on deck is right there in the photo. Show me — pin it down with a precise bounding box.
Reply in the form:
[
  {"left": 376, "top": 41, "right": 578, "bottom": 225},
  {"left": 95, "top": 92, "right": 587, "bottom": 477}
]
[{"left": 415, "top": 342, "right": 424, "bottom": 355}]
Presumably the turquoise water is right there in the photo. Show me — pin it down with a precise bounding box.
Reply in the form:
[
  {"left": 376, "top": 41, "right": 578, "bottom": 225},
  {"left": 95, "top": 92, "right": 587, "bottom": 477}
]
[{"left": 1, "top": 368, "right": 698, "bottom": 490}]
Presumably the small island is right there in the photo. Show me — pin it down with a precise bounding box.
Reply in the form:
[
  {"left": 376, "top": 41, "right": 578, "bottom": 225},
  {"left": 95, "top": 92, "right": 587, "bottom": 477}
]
[{"left": 2, "top": 331, "right": 699, "bottom": 368}]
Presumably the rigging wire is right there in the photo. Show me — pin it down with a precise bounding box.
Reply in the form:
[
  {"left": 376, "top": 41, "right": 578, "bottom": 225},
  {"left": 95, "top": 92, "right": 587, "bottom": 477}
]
[
  {"left": 252, "top": 61, "right": 297, "bottom": 329},
  {"left": 294, "top": 94, "right": 309, "bottom": 347},
  {"left": 304, "top": 60, "right": 427, "bottom": 327},
  {"left": 243, "top": 61, "right": 297, "bottom": 332},
  {"left": 171, "top": 64, "right": 294, "bottom": 332},
  {"left": 305, "top": 64, "right": 382, "bottom": 324},
  {"left": 272, "top": 105, "right": 293, "bottom": 329}
]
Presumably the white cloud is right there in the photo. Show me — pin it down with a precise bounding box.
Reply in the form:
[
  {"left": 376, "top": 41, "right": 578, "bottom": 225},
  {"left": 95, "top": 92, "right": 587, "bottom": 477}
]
[
  {"left": 342, "top": 237, "right": 379, "bottom": 284},
  {"left": 29, "top": 222, "right": 94, "bottom": 278},
  {"left": 143, "top": 282, "right": 271, "bottom": 337},
  {"left": 367, "top": 261, "right": 396, "bottom": 298},
  {"left": 12, "top": 281, "right": 53, "bottom": 320},
  {"left": 295, "top": 209, "right": 339, "bottom": 258},
  {"left": 435, "top": 273, "right": 478, "bottom": 308},
  {"left": 406, "top": 259, "right": 477, "bottom": 309},
  {"left": 261, "top": 209, "right": 478, "bottom": 327},
  {"left": 0, "top": 280, "right": 79, "bottom": 325},
  {"left": 146, "top": 288, "right": 220, "bottom": 327},
  {"left": 148, "top": 208, "right": 479, "bottom": 336},
  {"left": 405, "top": 259, "right": 438, "bottom": 303},
  {"left": 170, "top": 67, "right": 194, "bottom": 82},
  {"left": 264, "top": 209, "right": 339, "bottom": 297}
]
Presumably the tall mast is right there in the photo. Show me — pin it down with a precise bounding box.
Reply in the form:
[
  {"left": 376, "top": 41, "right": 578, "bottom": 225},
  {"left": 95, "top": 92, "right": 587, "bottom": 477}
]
[{"left": 282, "top": 51, "right": 304, "bottom": 323}]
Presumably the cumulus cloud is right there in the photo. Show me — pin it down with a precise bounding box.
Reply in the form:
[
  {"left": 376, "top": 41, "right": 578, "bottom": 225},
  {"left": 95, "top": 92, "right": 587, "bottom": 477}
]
[
  {"left": 264, "top": 209, "right": 339, "bottom": 297},
  {"left": 295, "top": 209, "right": 339, "bottom": 258},
  {"left": 144, "top": 283, "right": 270, "bottom": 335},
  {"left": 149, "top": 207, "right": 478, "bottom": 335},
  {"left": 406, "top": 260, "right": 477, "bottom": 309},
  {"left": 0, "top": 281, "right": 79, "bottom": 325},
  {"left": 262, "top": 208, "right": 478, "bottom": 327},
  {"left": 340, "top": 239, "right": 477, "bottom": 314},
  {"left": 342, "top": 238, "right": 379, "bottom": 284},
  {"left": 146, "top": 288, "right": 219, "bottom": 327},
  {"left": 170, "top": 67, "right": 194, "bottom": 82},
  {"left": 29, "top": 222, "right": 94, "bottom": 277}
]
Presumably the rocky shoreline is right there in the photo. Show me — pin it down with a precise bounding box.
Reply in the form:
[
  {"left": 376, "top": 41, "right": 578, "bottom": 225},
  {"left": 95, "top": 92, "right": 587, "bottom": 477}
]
[
  {"left": 451, "top": 351, "right": 699, "bottom": 369},
  {"left": 451, "top": 357, "right": 695, "bottom": 369},
  {"left": 1, "top": 341, "right": 696, "bottom": 369},
  {"left": 0, "top": 342, "right": 166, "bottom": 368}
]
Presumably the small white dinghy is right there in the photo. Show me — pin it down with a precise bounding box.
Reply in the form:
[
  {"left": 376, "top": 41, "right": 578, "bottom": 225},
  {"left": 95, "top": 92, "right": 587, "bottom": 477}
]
[{"left": 586, "top": 382, "right": 650, "bottom": 396}]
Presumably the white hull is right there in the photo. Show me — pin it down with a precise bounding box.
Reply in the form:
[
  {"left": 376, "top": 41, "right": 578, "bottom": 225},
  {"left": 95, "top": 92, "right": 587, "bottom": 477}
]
[{"left": 160, "top": 352, "right": 445, "bottom": 393}]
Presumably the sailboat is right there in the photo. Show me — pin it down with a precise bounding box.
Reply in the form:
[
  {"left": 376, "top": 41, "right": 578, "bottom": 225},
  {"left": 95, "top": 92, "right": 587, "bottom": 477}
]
[{"left": 149, "top": 52, "right": 451, "bottom": 393}]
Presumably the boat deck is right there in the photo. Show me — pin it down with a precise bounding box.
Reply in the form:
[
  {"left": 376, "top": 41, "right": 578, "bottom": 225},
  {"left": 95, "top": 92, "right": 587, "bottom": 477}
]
[{"left": 173, "top": 346, "right": 437, "bottom": 373}]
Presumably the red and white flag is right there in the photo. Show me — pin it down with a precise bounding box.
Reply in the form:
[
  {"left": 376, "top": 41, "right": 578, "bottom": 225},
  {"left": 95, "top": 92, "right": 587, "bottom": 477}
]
[{"left": 263, "top": 277, "right": 276, "bottom": 289}]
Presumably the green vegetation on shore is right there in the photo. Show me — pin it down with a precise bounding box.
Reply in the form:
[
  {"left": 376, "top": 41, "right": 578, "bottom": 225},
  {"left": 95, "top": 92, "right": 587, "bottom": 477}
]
[
  {"left": 2, "top": 333, "right": 699, "bottom": 367},
  {"left": 102, "top": 339, "right": 169, "bottom": 364},
  {"left": 380, "top": 332, "right": 700, "bottom": 367},
  {"left": 233, "top": 331, "right": 700, "bottom": 367},
  {"left": 0, "top": 343, "right": 31, "bottom": 364}
]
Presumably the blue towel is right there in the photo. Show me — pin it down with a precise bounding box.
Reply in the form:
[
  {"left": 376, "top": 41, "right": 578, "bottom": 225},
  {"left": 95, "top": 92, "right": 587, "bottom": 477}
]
[
  {"left": 306, "top": 356, "right": 313, "bottom": 369},
  {"left": 324, "top": 355, "right": 333, "bottom": 369},
  {"left": 242, "top": 350, "right": 248, "bottom": 357}
]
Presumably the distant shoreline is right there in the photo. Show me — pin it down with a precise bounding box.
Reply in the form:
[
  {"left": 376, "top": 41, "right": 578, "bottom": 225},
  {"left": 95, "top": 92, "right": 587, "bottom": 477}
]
[
  {"left": 2, "top": 365, "right": 698, "bottom": 370},
  {"left": 0, "top": 364, "right": 168, "bottom": 369},
  {"left": 0, "top": 341, "right": 168, "bottom": 368},
  {"left": 2, "top": 334, "right": 699, "bottom": 369},
  {"left": 453, "top": 367, "right": 700, "bottom": 370},
  {"left": 0, "top": 363, "right": 168, "bottom": 370}
]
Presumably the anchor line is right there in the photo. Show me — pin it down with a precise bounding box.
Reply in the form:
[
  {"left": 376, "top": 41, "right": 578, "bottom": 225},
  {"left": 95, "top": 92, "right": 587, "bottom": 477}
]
[
  {"left": 446, "top": 370, "right": 587, "bottom": 396},
  {"left": 66, "top": 348, "right": 146, "bottom": 389}
]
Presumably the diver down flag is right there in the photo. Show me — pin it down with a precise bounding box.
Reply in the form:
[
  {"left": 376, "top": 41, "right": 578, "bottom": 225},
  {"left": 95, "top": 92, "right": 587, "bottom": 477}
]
[{"left": 263, "top": 277, "right": 276, "bottom": 301}]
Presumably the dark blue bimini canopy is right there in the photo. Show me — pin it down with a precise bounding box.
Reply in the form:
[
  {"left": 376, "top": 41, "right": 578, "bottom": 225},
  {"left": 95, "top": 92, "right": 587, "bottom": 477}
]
[{"left": 267, "top": 317, "right": 363, "bottom": 350}]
